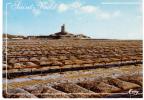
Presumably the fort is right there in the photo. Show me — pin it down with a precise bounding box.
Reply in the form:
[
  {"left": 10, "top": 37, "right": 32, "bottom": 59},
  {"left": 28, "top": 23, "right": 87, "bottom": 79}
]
[{"left": 28, "top": 24, "right": 90, "bottom": 39}]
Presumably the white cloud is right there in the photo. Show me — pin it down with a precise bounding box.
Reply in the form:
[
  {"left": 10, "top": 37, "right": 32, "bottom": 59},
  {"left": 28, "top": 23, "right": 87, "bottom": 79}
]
[
  {"left": 33, "top": 0, "right": 121, "bottom": 19},
  {"left": 70, "top": 1, "right": 82, "bottom": 8},
  {"left": 80, "top": 5, "right": 97, "bottom": 13},
  {"left": 99, "top": 11, "right": 121, "bottom": 20},
  {"left": 32, "top": 8, "right": 41, "bottom": 16},
  {"left": 57, "top": 1, "right": 82, "bottom": 13},
  {"left": 58, "top": 3, "right": 69, "bottom": 12},
  {"left": 95, "top": 9, "right": 121, "bottom": 20},
  {"left": 113, "top": 10, "right": 121, "bottom": 17},
  {"left": 56, "top": 1, "right": 121, "bottom": 20},
  {"left": 99, "top": 12, "right": 111, "bottom": 19},
  {"left": 57, "top": 1, "right": 97, "bottom": 13}
]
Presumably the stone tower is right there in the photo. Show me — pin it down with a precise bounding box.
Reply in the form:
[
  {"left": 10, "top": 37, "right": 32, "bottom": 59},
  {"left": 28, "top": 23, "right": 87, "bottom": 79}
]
[{"left": 61, "top": 24, "right": 65, "bottom": 33}]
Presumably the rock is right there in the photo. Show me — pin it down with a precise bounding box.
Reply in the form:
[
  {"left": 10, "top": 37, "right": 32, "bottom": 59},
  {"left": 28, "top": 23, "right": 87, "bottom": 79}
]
[
  {"left": 51, "top": 61, "right": 63, "bottom": 66},
  {"left": 40, "top": 57, "right": 48, "bottom": 61},
  {"left": 18, "top": 58, "right": 29, "bottom": 62},
  {"left": 95, "top": 82, "right": 121, "bottom": 93},
  {"left": 8, "top": 58, "right": 17, "bottom": 64},
  {"left": 30, "top": 57, "right": 39, "bottom": 62},
  {"left": 25, "top": 62, "right": 38, "bottom": 67},
  {"left": 3, "top": 88, "right": 37, "bottom": 98},
  {"left": 40, "top": 61, "right": 51, "bottom": 66},
  {"left": 64, "top": 60, "right": 74, "bottom": 65},
  {"left": 108, "top": 78, "right": 141, "bottom": 90},
  {"left": 14, "top": 63, "right": 24, "bottom": 68}
]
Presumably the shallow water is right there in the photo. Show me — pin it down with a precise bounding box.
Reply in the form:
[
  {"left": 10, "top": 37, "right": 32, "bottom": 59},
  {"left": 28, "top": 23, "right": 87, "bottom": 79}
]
[
  {"left": 3, "top": 73, "right": 63, "bottom": 84},
  {"left": 3, "top": 66, "right": 142, "bottom": 85}
]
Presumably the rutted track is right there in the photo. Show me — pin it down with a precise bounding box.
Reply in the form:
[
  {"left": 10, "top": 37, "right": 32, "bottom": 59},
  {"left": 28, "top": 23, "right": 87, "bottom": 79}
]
[{"left": 3, "top": 61, "right": 142, "bottom": 79}]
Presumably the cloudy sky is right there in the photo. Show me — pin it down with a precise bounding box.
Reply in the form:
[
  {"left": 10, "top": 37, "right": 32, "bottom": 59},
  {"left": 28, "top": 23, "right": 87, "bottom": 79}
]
[{"left": 3, "top": 0, "right": 142, "bottom": 39}]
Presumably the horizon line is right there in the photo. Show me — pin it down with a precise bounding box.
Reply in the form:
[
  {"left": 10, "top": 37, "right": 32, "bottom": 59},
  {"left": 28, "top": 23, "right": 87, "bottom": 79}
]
[{"left": 3, "top": 33, "right": 143, "bottom": 40}]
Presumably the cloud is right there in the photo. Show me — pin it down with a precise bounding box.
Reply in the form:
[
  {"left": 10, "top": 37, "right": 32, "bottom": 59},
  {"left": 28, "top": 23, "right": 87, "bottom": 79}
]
[
  {"left": 80, "top": 5, "right": 97, "bottom": 13},
  {"left": 32, "top": 8, "right": 41, "bottom": 16},
  {"left": 99, "top": 12, "right": 111, "bottom": 19},
  {"left": 33, "top": 0, "right": 121, "bottom": 19},
  {"left": 56, "top": 1, "right": 121, "bottom": 19},
  {"left": 113, "top": 11, "right": 121, "bottom": 17},
  {"left": 58, "top": 3, "right": 69, "bottom": 12},
  {"left": 57, "top": 1, "right": 97, "bottom": 13},
  {"left": 57, "top": 1, "right": 82, "bottom": 13},
  {"left": 70, "top": 1, "right": 82, "bottom": 8},
  {"left": 96, "top": 10, "right": 121, "bottom": 20}
]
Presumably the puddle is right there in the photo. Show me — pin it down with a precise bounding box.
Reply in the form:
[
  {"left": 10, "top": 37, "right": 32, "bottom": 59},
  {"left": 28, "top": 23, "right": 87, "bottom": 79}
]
[
  {"left": 3, "top": 78, "right": 32, "bottom": 84},
  {"left": 3, "top": 73, "right": 64, "bottom": 84},
  {"left": 3, "top": 67, "right": 142, "bottom": 85}
]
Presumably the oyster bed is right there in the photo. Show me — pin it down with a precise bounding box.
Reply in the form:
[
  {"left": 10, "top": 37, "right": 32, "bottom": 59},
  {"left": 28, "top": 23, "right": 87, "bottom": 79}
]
[
  {"left": 3, "top": 39, "right": 143, "bottom": 98},
  {"left": 3, "top": 74, "right": 142, "bottom": 98}
]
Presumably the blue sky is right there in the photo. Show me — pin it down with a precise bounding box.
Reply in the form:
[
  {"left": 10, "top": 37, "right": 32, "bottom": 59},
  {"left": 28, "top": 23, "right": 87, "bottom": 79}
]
[{"left": 3, "top": 0, "right": 142, "bottom": 39}]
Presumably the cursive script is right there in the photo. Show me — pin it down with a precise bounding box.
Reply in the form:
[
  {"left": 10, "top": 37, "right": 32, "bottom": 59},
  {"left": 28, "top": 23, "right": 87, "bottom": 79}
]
[{"left": 9, "top": 0, "right": 57, "bottom": 10}]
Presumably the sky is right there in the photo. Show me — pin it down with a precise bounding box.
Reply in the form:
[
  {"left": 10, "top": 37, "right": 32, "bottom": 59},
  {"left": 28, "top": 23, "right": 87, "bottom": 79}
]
[{"left": 3, "top": 0, "right": 143, "bottom": 39}]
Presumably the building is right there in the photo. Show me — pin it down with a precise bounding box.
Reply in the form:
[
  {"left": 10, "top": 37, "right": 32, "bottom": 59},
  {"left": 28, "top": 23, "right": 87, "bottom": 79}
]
[
  {"left": 29, "top": 24, "right": 90, "bottom": 39},
  {"left": 53, "top": 24, "right": 76, "bottom": 39}
]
